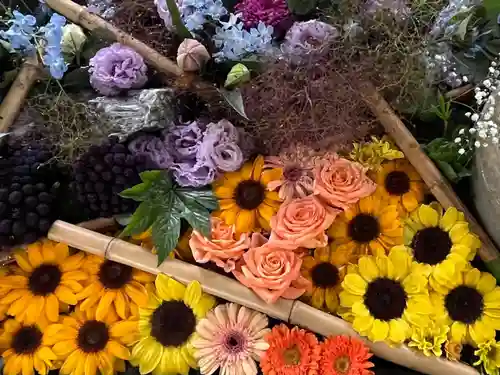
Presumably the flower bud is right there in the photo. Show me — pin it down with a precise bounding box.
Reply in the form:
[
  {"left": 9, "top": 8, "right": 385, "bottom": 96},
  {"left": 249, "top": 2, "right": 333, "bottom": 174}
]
[
  {"left": 61, "top": 24, "right": 87, "bottom": 56},
  {"left": 224, "top": 63, "right": 250, "bottom": 88},
  {"left": 176, "top": 39, "right": 210, "bottom": 72}
]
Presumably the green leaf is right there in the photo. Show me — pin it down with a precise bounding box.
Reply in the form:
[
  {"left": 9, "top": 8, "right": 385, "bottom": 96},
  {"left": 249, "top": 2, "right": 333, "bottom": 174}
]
[
  {"left": 62, "top": 67, "right": 92, "bottom": 91},
  {"left": 174, "top": 198, "right": 211, "bottom": 238},
  {"left": 219, "top": 88, "right": 249, "bottom": 120},
  {"left": 166, "top": 0, "right": 192, "bottom": 39},
  {"left": 287, "top": 0, "right": 316, "bottom": 15},
  {"left": 140, "top": 170, "right": 165, "bottom": 183},
  {"left": 152, "top": 214, "right": 181, "bottom": 265},
  {"left": 436, "top": 160, "right": 459, "bottom": 183},
  {"left": 175, "top": 188, "right": 219, "bottom": 211},
  {"left": 119, "top": 182, "right": 152, "bottom": 202},
  {"left": 120, "top": 201, "right": 158, "bottom": 237},
  {"left": 455, "top": 12, "right": 475, "bottom": 41}
]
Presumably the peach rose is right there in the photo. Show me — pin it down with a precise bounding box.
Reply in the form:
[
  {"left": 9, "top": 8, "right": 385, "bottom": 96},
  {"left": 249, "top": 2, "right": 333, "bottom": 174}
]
[
  {"left": 313, "top": 154, "right": 376, "bottom": 210},
  {"left": 269, "top": 196, "right": 340, "bottom": 249},
  {"left": 233, "top": 233, "right": 311, "bottom": 303},
  {"left": 190, "top": 218, "right": 251, "bottom": 272}
]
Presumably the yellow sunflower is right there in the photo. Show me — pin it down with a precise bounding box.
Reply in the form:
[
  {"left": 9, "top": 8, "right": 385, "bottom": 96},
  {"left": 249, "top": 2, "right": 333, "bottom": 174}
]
[
  {"left": 77, "top": 255, "right": 155, "bottom": 320},
  {"left": 131, "top": 274, "right": 216, "bottom": 375},
  {"left": 339, "top": 247, "right": 432, "bottom": 345},
  {"left": 44, "top": 305, "right": 138, "bottom": 375},
  {"left": 300, "top": 246, "right": 350, "bottom": 313},
  {"left": 213, "top": 155, "right": 282, "bottom": 233},
  {"left": 374, "top": 159, "right": 425, "bottom": 215},
  {"left": 474, "top": 339, "right": 500, "bottom": 375},
  {"left": 327, "top": 194, "right": 402, "bottom": 259},
  {"left": 431, "top": 266, "right": 500, "bottom": 346},
  {"left": 402, "top": 204, "right": 480, "bottom": 287},
  {"left": 0, "top": 319, "right": 57, "bottom": 375},
  {"left": 0, "top": 240, "right": 86, "bottom": 325}
]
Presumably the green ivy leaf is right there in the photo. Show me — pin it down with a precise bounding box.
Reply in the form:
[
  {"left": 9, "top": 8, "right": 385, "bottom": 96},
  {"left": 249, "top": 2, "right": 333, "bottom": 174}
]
[
  {"left": 121, "top": 201, "right": 158, "bottom": 237},
  {"left": 287, "top": 0, "right": 316, "bottom": 15},
  {"left": 152, "top": 213, "right": 181, "bottom": 265},
  {"left": 174, "top": 198, "right": 211, "bottom": 238},
  {"left": 435, "top": 160, "right": 459, "bottom": 183},
  {"left": 176, "top": 188, "right": 219, "bottom": 211},
  {"left": 166, "top": 0, "right": 193, "bottom": 39},
  {"left": 140, "top": 170, "right": 164, "bottom": 182},
  {"left": 119, "top": 182, "right": 152, "bottom": 201}
]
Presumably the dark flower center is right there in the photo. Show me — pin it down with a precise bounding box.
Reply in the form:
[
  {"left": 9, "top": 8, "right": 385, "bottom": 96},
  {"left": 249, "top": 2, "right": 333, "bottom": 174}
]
[
  {"left": 234, "top": 180, "right": 265, "bottom": 210},
  {"left": 223, "top": 331, "right": 246, "bottom": 354},
  {"left": 283, "top": 165, "right": 303, "bottom": 182},
  {"left": 28, "top": 264, "right": 62, "bottom": 296},
  {"left": 12, "top": 326, "right": 42, "bottom": 354},
  {"left": 334, "top": 355, "right": 351, "bottom": 374},
  {"left": 283, "top": 345, "right": 301, "bottom": 365},
  {"left": 445, "top": 285, "right": 484, "bottom": 324},
  {"left": 150, "top": 301, "right": 196, "bottom": 347},
  {"left": 311, "top": 262, "right": 340, "bottom": 288},
  {"left": 411, "top": 227, "right": 452, "bottom": 265},
  {"left": 384, "top": 171, "right": 411, "bottom": 196},
  {"left": 348, "top": 214, "right": 380, "bottom": 243},
  {"left": 364, "top": 278, "right": 407, "bottom": 321},
  {"left": 98, "top": 260, "right": 133, "bottom": 289},
  {"left": 77, "top": 320, "right": 110, "bottom": 353}
]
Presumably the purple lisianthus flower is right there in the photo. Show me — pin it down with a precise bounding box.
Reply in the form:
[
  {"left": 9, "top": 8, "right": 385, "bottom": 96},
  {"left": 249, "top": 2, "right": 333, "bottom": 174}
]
[
  {"left": 89, "top": 43, "right": 148, "bottom": 96},
  {"left": 165, "top": 121, "right": 205, "bottom": 161},
  {"left": 128, "top": 135, "right": 173, "bottom": 169},
  {"left": 212, "top": 142, "right": 244, "bottom": 171},
  {"left": 172, "top": 159, "right": 217, "bottom": 187},
  {"left": 235, "top": 0, "right": 289, "bottom": 27},
  {"left": 204, "top": 119, "right": 239, "bottom": 143},
  {"left": 281, "top": 20, "right": 339, "bottom": 65}
]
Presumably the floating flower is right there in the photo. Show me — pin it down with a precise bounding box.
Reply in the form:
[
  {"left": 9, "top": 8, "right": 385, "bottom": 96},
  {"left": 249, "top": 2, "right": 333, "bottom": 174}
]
[
  {"left": 474, "top": 339, "right": 500, "bottom": 375},
  {"left": 261, "top": 324, "right": 321, "bottom": 375},
  {"left": 45, "top": 306, "right": 138, "bottom": 375},
  {"left": 89, "top": 43, "right": 148, "bottom": 96},
  {"left": 235, "top": 0, "right": 289, "bottom": 27},
  {"left": 430, "top": 267, "right": 500, "bottom": 345},
  {"left": 270, "top": 196, "right": 339, "bottom": 249},
  {"left": 349, "top": 136, "right": 404, "bottom": 171},
  {"left": 0, "top": 319, "right": 57, "bottom": 375},
  {"left": 327, "top": 194, "right": 402, "bottom": 259},
  {"left": 374, "top": 159, "right": 425, "bottom": 215},
  {"left": 0, "top": 241, "right": 86, "bottom": 325},
  {"left": 131, "top": 274, "right": 216, "bottom": 375},
  {"left": 339, "top": 247, "right": 432, "bottom": 344},
  {"left": 281, "top": 20, "right": 339, "bottom": 65},
  {"left": 300, "top": 246, "right": 349, "bottom": 313},
  {"left": 77, "top": 255, "right": 155, "bottom": 320},
  {"left": 319, "top": 335, "right": 374, "bottom": 375},
  {"left": 213, "top": 156, "right": 282, "bottom": 233},
  {"left": 193, "top": 303, "right": 270, "bottom": 375},
  {"left": 177, "top": 39, "right": 211, "bottom": 72},
  {"left": 408, "top": 322, "right": 449, "bottom": 357},
  {"left": 313, "top": 155, "right": 376, "bottom": 211},
  {"left": 403, "top": 204, "right": 480, "bottom": 288},
  {"left": 233, "top": 233, "right": 311, "bottom": 304},
  {"left": 190, "top": 217, "right": 251, "bottom": 272}
]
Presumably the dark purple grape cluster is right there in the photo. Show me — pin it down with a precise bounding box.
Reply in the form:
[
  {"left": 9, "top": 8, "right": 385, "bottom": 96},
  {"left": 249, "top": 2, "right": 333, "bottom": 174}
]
[
  {"left": 0, "top": 143, "right": 60, "bottom": 247},
  {"left": 71, "top": 139, "right": 149, "bottom": 219}
]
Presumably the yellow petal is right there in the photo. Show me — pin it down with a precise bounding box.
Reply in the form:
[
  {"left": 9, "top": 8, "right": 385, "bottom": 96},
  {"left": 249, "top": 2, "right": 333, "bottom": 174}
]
[
  {"left": 358, "top": 257, "right": 379, "bottom": 282},
  {"left": 402, "top": 192, "right": 419, "bottom": 213},
  {"left": 184, "top": 281, "right": 202, "bottom": 306},
  {"left": 214, "top": 185, "right": 235, "bottom": 199},
  {"left": 134, "top": 337, "right": 163, "bottom": 375},
  {"left": 37, "top": 347, "right": 57, "bottom": 362},
  {"left": 46, "top": 294, "right": 59, "bottom": 322},
  {"left": 114, "top": 291, "right": 128, "bottom": 319},
  {"left": 339, "top": 291, "right": 361, "bottom": 308},
  {"left": 52, "top": 340, "right": 77, "bottom": 357},
  {"left": 352, "top": 315, "right": 374, "bottom": 334},
  {"left": 261, "top": 168, "right": 282, "bottom": 186},
  {"left": 125, "top": 283, "right": 148, "bottom": 307},
  {"left": 388, "top": 319, "right": 409, "bottom": 344},
  {"left": 450, "top": 322, "right": 467, "bottom": 343},
  {"left": 55, "top": 285, "right": 78, "bottom": 305},
  {"left": 27, "top": 243, "right": 44, "bottom": 268},
  {"left": 314, "top": 246, "right": 330, "bottom": 262},
  {"left": 14, "top": 252, "right": 33, "bottom": 272},
  {"left": 21, "top": 355, "right": 34, "bottom": 375},
  {"left": 96, "top": 291, "right": 116, "bottom": 321},
  {"left": 84, "top": 354, "right": 97, "bottom": 375},
  {"left": 370, "top": 319, "right": 390, "bottom": 342},
  {"left": 418, "top": 205, "right": 439, "bottom": 227},
  {"left": 53, "top": 243, "right": 69, "bottom": 261},
  {"left": 342, "top": 274, "right": 368, "bottom": 295},
  {"left": 110, "top": 320, "right": 138, "bottom": 339},
  {"left": 464, "top": 268, "right": 481, "bottom": 288},
  {"left": 107, "top": 341, "right": 130, "bottom": 360},
  {"left": 440, "top": 207, "right": 458, "bottom": 231},
  {"left": 311, "top": 287, "right": 325, "bottom": 309},
  {"left": 324, "top": 288, "right": 339, "bottom": 313},
  {"left": 62, "top": 271, "right": 88, "bottom": 281},
  {"left": 478, "top": 273, "right": 497, "bottom": 295},
  {"left": 449, "top": 223, "right": 469, "bottom": 244},
  {"left": 60, "top": 350, "right": 79, "bottom": 374},
  {"left": 235, "top": 210, "right": 255, "bottom": 234},
  {"left": 60, "top": 253, "right": 85, "bottom": 272},
  {"left": 252, "top": 156, "right": 264, "bottom": 180}
]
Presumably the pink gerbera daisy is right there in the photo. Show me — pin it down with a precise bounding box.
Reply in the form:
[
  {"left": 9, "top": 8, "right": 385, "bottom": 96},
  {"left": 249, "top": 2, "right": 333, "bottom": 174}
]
[{"left": 192, "top": 303, "right": 271, "bottom": 375}]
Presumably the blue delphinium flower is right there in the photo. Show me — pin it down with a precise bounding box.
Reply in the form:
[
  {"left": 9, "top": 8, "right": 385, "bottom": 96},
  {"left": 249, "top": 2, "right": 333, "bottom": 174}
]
[
  {"left": 156, "top": 0, "right": 227, "bottom": 31},
  {"left": 39, "top": 13, "right": 68, "bottom": 79},
  {"left": 0, "top": 10, "right": 37, "bottom": 51}
]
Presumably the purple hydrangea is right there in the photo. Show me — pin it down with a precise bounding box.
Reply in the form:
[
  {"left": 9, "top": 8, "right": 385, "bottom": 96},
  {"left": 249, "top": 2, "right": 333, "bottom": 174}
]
[
  {"left": 281, "top": 20, "right": 339, "bottom": 65},
  {"left": 89, "top": 43, "right": 148, "bottom": 96},
  {"left": 128, "top": 135, "right": 172, "bottom": 169}
]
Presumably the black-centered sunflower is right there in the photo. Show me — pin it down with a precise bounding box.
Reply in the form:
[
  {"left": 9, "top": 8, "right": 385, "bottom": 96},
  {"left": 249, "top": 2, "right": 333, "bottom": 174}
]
[
  {"left": 431, "top": 266, "right": 500, "bottom": 346},
  {"left": 44, "top": 305, "right": 138, "bottom": 375},
  {"left": 0, "top": 319, "right": 57, "bottom": 375},
  {"left": 131, "top": 274, "right": 216, "bottom": 375},
  {"left": 339, "top": 247, "right": 432, "bottom": 344},
  {"left": 0, "top": 240, "right": 86, "bottom": 325},
  {"left": 77, "top": 255, "right": 155, "bottom": 320}
]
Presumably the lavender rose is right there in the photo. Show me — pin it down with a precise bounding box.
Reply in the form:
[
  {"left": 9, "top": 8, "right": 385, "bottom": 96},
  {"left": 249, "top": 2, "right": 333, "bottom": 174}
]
[
  {"left": 172, "top": 159, "right": 217, "bottom": 187},
  {"left": 165, "top": 121, "right": 205, "bottom": 162},
  {"left": 281, "top": 20, "right": 339, "bottom": 65},
  {"left": 128, "top": 135, "right": 172, "bottom": 169},
  {"left": 89, "top": 43, "right": 148, "bottom": 96}
]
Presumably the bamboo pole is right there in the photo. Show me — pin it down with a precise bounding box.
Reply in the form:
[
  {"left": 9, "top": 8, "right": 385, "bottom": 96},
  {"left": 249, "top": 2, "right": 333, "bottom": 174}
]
[
  {"left": 48, "top": 220, "right": 479, "bottom": 375},
  {"left": 0, "top": 56, "right": 40, "bottom": 132},
  {"left": 361, "top": 84, "right": 500, "bottom": 275}
]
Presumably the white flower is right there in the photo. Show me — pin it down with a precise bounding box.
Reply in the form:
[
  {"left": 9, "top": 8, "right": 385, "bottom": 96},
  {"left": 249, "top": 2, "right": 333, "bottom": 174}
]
[
  {"left": 454, "top": 137, "right": 461, "bottom": 143},
  {"left": 458, "top": 148, "right": 465, "bottom": 155},
  {"left": 475, "top": 141, "right": 481, "bottom": 148},
  {"left": 471, "top": 114, "right": 479, "bottom": 122}
]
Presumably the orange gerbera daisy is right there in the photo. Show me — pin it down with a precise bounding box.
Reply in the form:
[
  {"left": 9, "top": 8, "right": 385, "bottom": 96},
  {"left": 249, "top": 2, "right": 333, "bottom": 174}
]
[
  {"left": 260, "top": 324, "right": 321, "bottom": 375},
  {"left": 319, "top": 336, "right": 374, "bottom": 375}
]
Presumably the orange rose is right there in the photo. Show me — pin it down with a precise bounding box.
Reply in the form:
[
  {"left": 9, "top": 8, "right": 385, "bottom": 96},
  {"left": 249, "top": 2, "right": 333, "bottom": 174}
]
[
  {"left": 269, "top": 196, "right": 340, "bottom": 249},
  {"left": 233, "top": 233, "right": 311, "bottom": 303},
  {"left": 190, "top": 218, "right": 251, "bottom": 272},
  {"left": 313, "top": 154, "right": 376, "bottom": 210}
]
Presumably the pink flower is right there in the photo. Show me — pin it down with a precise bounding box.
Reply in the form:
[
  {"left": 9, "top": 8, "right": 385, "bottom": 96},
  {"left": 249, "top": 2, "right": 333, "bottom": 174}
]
[
  {"left": 313, "top": 154, "right": 376, "bottom": 210},
  {"left": 269, "top": 196, "right": 340, "bottom": 249},
  {"left": 235, "top": 0, "right": 290, "bottom": 27},
  {"left": 193, "top": 303, "right": 270, "bottom": 375},
  {"left": 190, "top": 218, "right": 251, "bottom": 272},
  {"left": 233, "top": 233, "right": 311, "bottom": 304}
]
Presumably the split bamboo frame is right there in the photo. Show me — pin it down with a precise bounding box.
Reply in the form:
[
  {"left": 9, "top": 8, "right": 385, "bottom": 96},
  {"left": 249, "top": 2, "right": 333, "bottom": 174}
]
[{"left": 48, "top": 220, "right": 479, "bottom": 375}]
